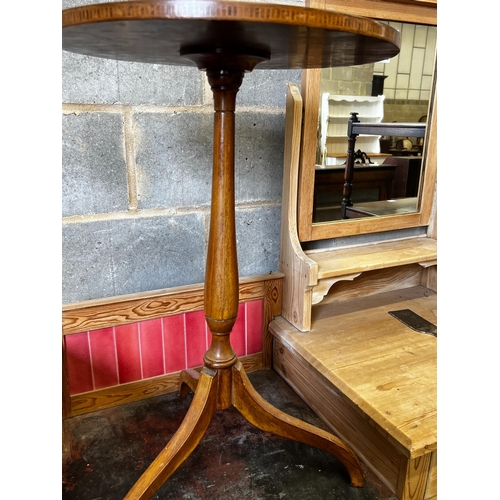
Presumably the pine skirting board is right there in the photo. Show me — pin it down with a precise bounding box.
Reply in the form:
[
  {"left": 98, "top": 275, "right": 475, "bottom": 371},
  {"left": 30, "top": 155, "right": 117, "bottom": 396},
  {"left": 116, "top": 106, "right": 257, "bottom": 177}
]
[{"left": 63, "top": 273, "right": 283, "bottom": 419}]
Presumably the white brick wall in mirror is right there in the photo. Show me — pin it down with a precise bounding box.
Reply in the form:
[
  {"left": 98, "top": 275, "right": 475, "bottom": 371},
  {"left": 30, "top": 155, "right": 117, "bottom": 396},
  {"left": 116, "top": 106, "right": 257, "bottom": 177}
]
[{"left": 374, "top": 23, "right": 437, "bottom": 101}]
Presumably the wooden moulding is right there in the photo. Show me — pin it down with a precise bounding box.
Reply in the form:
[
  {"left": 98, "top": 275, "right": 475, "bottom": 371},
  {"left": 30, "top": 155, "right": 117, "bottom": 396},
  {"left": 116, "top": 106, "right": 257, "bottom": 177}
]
[
  {"left": 307, "top": 237, "right": 437, "bottom": 309},
  {"left": 62, "top": 273, "right": 283, "bottom": 418},
  {"left": 62, "top": 274, "right": 282, "bottom": 335}
]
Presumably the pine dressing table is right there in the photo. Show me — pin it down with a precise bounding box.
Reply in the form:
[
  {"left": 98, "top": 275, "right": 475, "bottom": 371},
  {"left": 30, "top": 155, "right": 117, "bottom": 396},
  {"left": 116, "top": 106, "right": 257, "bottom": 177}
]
[{"left": 62, "top": 2, "right": 401, "bottom": 498}]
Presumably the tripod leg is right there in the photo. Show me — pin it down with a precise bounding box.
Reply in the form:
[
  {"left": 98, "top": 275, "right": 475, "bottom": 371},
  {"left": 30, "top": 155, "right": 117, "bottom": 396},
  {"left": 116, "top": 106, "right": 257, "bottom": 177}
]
[
  {"left": 231, "top": 361, "right": 364, "bottom": 487},
  {"left": 124, "top": 367, "right": 218, "bottom": 500},
  {"left": 179, "top": 368, "right": 200, "bottom": 397}
]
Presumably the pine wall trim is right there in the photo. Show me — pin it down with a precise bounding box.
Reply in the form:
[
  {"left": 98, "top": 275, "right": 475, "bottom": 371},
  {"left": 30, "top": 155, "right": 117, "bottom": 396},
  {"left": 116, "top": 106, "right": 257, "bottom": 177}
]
[{"left": 62, "top": 273, "right": 284, "bottom": 418}]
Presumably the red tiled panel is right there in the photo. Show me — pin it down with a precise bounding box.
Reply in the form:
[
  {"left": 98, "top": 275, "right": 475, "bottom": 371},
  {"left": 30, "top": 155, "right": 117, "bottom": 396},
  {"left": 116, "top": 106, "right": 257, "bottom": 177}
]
[
  {"left": 139, "top": 318, "right": 164, "bottom": 379},
  {"left": 163, "top": 314, "right": 186, "bottom": 374},
  {"left": 246, "top": 299, "right": 263, "bottom": 355},
  {"left": 64, "top": 298, "right": 265, "bottom": 396},
  {"left": 89, "top": 327, "right": 119, "bottom": 390},
  {"left": 65, "top": 332, "right": 94, "bottom": 395},
  {"left": 115, "top": 323, "right": 142, "bottom": 383},
  {"left": 185, "top": 310, "right": 207, "bottom": 368},
  {"left": 231, "top": 302, "right": 246, "bottom": 357}
]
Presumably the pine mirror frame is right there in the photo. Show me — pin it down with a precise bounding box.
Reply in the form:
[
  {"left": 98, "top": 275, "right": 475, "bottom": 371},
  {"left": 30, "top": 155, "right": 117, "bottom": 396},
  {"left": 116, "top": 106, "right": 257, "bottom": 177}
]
[{"left": 297, "top": 0, "right": 437, "bottom": 242}]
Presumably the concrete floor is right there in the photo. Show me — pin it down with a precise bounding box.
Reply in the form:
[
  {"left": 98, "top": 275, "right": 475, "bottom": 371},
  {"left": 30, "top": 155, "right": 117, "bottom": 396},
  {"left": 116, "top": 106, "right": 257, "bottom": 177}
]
[{"left": 62, "top": 369, "right": 397, "bottom": 500}]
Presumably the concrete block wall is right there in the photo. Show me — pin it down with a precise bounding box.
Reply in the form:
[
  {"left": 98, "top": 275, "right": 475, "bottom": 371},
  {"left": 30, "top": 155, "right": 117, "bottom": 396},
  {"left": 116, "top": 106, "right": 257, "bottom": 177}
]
[
  {"left": 383, "top": 100, "right": 429, "bottom": 123},
  {"left": 319, "top": 64, "right": 374, "bottom": 97},
  {"left": 62, "top": 0, "right": 303, "bottom": 304}
]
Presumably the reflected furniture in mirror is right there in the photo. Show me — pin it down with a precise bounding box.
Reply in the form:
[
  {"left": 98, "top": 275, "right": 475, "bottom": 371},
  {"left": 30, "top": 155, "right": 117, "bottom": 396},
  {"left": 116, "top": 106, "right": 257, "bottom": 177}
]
[
  {"left": 340, "top": 115, "right": 426, "bottom": 219},
  {"left": 270, "top": 1, "right": 437, "bottom": 499},
  {"left": 298, "top": 2, "right": 437, "bottom": 241}
]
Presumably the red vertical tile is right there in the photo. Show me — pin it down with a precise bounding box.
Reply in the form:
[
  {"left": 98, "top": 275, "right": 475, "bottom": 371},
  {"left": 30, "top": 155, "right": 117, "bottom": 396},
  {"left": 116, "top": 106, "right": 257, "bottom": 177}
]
[
  {"left": 65, "top": 332, "right": 93, "bottom": 395},
  {"left": 246, "top": 299, "right": 263, "bottom": 355},
  {"left": 185, "top": 310, "right": 207, "bottom": 368},
  {"left": 139, "top": 318, "right": 164, "bottom": 379},
  {"left": 115, "top": 323, "right": 142, "bottom": 384},
  {"left": 163, "top": 314, "right": 186, "bottom": 374},
  {"left": 89, "top": 327, "right": 119, "bottom": 390},
  {"left": 231, "top": 302, "right": 246, "bottom": 357}
]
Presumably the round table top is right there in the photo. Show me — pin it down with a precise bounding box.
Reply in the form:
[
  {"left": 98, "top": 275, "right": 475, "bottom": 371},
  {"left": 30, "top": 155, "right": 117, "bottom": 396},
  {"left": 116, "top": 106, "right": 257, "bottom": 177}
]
[{"left": 62, "top": 0, "right": 400, "bottom": 71}]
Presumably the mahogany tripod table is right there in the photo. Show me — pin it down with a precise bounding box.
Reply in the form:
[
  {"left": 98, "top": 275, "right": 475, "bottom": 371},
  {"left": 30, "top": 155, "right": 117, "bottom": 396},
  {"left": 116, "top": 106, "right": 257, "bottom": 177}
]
[{"left": 62, "top": 2, "right": 400, "bottom": 498}]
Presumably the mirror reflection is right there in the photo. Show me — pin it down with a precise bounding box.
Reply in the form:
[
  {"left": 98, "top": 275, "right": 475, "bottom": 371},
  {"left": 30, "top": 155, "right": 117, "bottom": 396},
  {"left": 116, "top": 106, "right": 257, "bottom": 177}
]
[{"left": 313, "top": 22, "right": 437, "bottom": 223}]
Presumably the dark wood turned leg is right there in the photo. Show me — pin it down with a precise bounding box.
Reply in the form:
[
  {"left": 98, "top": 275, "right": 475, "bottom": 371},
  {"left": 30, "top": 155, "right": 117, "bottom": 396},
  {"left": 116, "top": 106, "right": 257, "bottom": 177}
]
[
  {"left": 231, "top": 361, "right": 364, "bottom": 487},
  {"left": 341, "top": 113, "right": 360, "bottom": 219},
  {"left": 124, "top": 367, "right": 218, "bottom": 500}
]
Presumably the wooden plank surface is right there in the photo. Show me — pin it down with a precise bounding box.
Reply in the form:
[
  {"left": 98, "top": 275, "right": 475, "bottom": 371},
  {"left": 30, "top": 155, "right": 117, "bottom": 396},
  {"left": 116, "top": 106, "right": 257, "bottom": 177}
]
[
  {"left": 424, "top": 451, "right": 437, "bottom": 499},
  {"left": 270, "top": 286, "right": 436, "bottom": 458},
  {"left": 308, "top": 237, "right": 437, "bottom": 280},
  {"left": 273, "top": 337, "right": 405, "bottom": 491},
  {"left": 399, "top": 454, "right": 433, "bottom": 500}
]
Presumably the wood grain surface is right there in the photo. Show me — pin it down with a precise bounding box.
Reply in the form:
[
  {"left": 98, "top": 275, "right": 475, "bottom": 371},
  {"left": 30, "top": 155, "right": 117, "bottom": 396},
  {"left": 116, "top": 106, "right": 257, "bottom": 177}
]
[
  {"left": 309, "top": 237, "right": 437, "bottom": 280},
  {"left": 271, "top": 284, "right": 437, "bottom": 499},
  {"left": 62, "top": 274, "right": 281, "bottom": 335},
  {"left": 271, "top": 286, "right": 437, "bottom": 457},
  {"left": 62, "top": 0, "right": 401, "bottom": 70}
]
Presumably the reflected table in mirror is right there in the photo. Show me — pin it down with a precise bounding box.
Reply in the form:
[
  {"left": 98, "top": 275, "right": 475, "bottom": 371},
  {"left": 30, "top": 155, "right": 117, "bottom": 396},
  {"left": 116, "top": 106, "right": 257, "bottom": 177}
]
[
  {"left": 341, "top": 116, "right": 426, "bottom": 220},
  {"left": 383, "top": 156, "right": 422, "bottom": 198},
  {"left": 62, "top": 1, "right": 401, "bottom": 498},
  {"left": 313, "top": 164, "right": 397, "bottom": 222}
]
